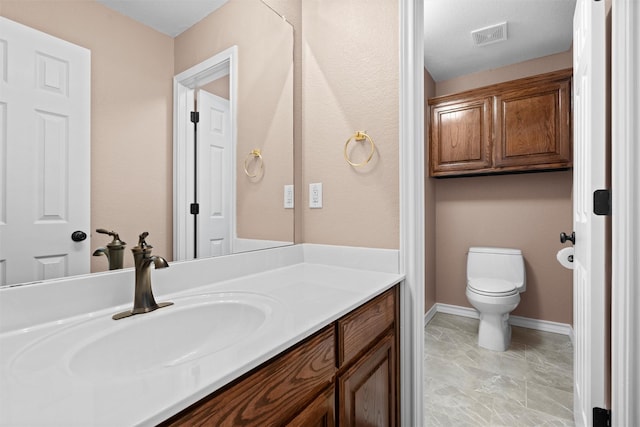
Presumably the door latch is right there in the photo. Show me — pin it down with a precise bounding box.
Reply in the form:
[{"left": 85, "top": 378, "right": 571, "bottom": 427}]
[{"left": 593, "top": 189, "right": 611, "bottom": 216}]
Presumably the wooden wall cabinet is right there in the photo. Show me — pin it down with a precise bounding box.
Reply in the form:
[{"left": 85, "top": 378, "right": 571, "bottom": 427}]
[
  {"left": 429, "top": 68, "right": 572, "bottom": 177},
  {"left": 161, "top": 286, "right": 399, "bottom": 427}
]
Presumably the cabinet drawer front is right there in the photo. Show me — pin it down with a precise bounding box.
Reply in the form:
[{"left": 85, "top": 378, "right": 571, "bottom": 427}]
[
  {"left": 338, "top": 287, "right": 396, "bottom": 367},
  {"left": 163, "top": 327, "right": 336, "bottom": 426}
]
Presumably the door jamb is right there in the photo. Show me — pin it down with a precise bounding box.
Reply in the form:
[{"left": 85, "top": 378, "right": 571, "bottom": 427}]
[{"left": 611, "top": 0, "right": 640, "bottom": 424}]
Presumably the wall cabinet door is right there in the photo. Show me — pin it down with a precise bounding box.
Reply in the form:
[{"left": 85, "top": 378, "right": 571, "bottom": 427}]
[
  {"left": 338, "top": 332, "right": 397, "bottom": 427},
  {"left": 494, "top": 78, "right": 572, "bottom": 169},
  {"left": 430, "top": 97, "right": 493, "bottom": 176}
]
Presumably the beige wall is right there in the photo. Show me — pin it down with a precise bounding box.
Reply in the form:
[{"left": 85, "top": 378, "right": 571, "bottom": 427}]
[
  {"left": 175, "top": 0, "right": 294, "bottom": 243},
  {"left": 424, "top": 69, "right": 437, "bottom": 312},
  {"left": 301, "top": 0, "right": 399, "bottom": 248},
  {"left": 435, "top": 49, "right": 573, "bottom": 97},
  {"left": 430, "top": 51, "right": 574, "bottom": 324},
  {"left": 1, "top": 1, "right": 175, "bottom": 272}
]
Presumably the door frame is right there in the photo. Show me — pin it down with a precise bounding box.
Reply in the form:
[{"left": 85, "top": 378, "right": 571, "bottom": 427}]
[
  {"left": 399, "top": 0, "right": 425, "bottom": 424},
  {"left": 403, "top": 0, "right": 640, "bottom": 424},
  {"left": 611, "top": 0, "right": 640, "bottom": 424},
  {"left": 173, "top": 46, "right": 238, "bottom": 261}
]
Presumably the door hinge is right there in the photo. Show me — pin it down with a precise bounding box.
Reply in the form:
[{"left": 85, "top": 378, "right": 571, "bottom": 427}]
[
  {"left": 190, "top": 111, "right": 199, "bottom": 123},
  {"left": 593, "top": 407, "right": 611, "bottom": 427},
  {"left": 593, "top": 189, "right": 611, "bottom": 216},
  {"left": 190, "top": 203, "right": 199, "bottom": 215}
]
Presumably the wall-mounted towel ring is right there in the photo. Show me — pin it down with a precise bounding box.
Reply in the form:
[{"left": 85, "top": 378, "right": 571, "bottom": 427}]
[
  {"left": 244, "top": 149, "right": 264, "bottom": 178},
  {"left": 344, "top": 131, "right": 376, "bottom": 167}
]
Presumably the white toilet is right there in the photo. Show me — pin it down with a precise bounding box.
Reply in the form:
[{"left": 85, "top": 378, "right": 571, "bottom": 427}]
[{"left": 466, "top": 247, "right": 526, "bottom": 351}]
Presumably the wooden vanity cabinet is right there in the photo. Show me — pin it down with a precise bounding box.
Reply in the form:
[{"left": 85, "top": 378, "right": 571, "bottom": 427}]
[
  {"left": 161, "top": 285, "right": 399, "bottom": 427},
  {"left": 428, "top": 68, "right": 572, "bottom": 177}
]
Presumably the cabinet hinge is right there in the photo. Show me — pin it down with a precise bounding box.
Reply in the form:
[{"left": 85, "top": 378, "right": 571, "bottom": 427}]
[
  {"left": 593, "top": 189, "right": 612, "bottom": 216},
  {"left": 593, "top": 407, "right": 611, "bottom": 427},
  {"left": 190, "top": 111, "right": 199, "bottom": 123},
  {"left": 190, "top": 203, "right": 199, "bottom": 215}
]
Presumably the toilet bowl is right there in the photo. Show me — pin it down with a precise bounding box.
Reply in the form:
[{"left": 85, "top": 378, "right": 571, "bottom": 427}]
[{"left": 466, "top": 247, "right": 526, "bottom": 351}]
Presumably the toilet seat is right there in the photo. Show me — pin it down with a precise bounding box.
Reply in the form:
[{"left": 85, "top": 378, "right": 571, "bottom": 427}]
[{"left": 467, "top": 278, "right": 519, "bottom": 297}]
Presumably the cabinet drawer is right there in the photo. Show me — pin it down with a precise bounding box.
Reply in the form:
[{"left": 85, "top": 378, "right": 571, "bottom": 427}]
[
  {"left": 162, "top": 326, "right": 336, "bottom": 426},
  {"left": 338, "top": 287, "right": 396, "bottom": 367}
]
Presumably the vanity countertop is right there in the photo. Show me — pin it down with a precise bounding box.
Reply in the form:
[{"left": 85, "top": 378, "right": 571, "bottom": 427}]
[{"left": 0, "top": 256, "right": 403, "bottom": 426}]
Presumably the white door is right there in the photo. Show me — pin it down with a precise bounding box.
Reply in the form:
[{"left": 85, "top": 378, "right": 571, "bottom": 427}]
[
  {"left": 196, "top": 90, "right": 232, "bottom": 258},
  {"left": 0, "top": 17, "right": 90, "bottom": 286},
  {"left": 572, "top": 0, "right": 607, "bottom": 424}
]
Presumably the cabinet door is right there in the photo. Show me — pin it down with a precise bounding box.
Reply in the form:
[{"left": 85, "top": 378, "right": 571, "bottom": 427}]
[
  {"left": 494, "top": 77, "right": 572, "bottom": 169},
  {"left": 339, "top": 332, "right": 397, "bottom": 427},
  {"left": 429, "top": 97, "right": 492, "bottom": 176},
  {"left": 286, "top": 387, "right": 335, "bottom": 427}
]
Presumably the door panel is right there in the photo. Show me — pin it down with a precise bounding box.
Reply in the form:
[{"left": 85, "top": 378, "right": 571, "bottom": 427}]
[
  {"left": 572, "top": 0, "right": 607, "bottom": 424},
  {"left": 0, "top": 17, "right": 90, "bottom": 286},
  {"left": 196, "top": 90, "right": 232, "bottom": 258}
]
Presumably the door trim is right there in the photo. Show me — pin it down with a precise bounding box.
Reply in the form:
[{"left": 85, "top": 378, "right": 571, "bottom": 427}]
[
  {"left": 173, "top": 46, "right": 238, "bottom": 261},
  {"left": 399, "top": 0, "right": 425, "bottom": 424},
  {"left": 611, "top": 0, "right": 640, "bottom": 424}
]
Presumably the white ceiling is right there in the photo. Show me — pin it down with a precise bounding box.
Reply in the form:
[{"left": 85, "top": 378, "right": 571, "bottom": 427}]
[
  {"left": 95, "top": 0, "right": 228, "bottom": 37},
  {"left": 424, "top": 0, "right": 576, "bottom": 82},
  {"left": 94, "top": 0, "right": 576, "bottom": 82}
]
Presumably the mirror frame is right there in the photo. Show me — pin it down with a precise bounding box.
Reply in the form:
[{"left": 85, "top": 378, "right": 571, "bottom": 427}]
[{"left": 173, "top": 46, "right": 238, "bottom": 261}]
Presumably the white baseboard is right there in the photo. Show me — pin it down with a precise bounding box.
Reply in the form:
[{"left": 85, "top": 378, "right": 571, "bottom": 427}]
[
  {"left": 426, "top": 303, "right": 574, "bottom": 339},
  {"left": 509, "top": 314, "right": 574, "bottom": 339},
  {"left": 424, "top": 303, "right": 438, "bottom": 326}
]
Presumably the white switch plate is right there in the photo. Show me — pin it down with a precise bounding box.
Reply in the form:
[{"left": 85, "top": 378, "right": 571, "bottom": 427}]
[
  {"left": 284, "top": 185, "right": 294, "bottom": 209},
  {"left": 309, "top": 182, "right": 322, "bottom": 208}
]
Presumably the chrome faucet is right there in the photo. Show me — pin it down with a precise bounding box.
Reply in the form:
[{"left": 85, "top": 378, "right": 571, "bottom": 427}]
[{"left": 112, "top": 232, "right": 172, "bottom": 320}]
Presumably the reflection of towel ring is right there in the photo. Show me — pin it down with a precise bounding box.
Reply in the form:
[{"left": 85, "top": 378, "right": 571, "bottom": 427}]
[
  {"left": 344, "top": 131, "right": 376, "bottom": 167},
  {"left": 244, "top": 149, "right": 264, "bottom": 178}
]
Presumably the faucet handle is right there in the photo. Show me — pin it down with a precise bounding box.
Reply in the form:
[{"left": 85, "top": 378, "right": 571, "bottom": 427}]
[
  {"left": 138, "top": 231, "right": 150, "bottom": 249},
  {"left": 96, "top": 228, "right": 124, "bottom": 244}
]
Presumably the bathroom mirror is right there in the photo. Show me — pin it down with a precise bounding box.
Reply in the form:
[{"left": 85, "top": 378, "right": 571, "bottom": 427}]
[{"left": 0, "top": 0, "right": 294, "bottom": 287}]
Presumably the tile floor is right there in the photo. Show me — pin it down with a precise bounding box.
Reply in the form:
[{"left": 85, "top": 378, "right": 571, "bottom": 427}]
[{"left": 424, "top": 313, "right": 575, "bottom": 426}]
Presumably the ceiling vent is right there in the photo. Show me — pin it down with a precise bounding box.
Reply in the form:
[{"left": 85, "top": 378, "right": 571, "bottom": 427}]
[{"left": 471, "top": 22, "right": 508, "bottom": 46}]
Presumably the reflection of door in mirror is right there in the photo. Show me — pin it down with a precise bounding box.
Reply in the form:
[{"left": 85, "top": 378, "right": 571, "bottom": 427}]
[
  {"left": 0, "top": 17, "right": 90, "bottom": 286},
  {"left": 196, "top": 89, "right": 233, "bottom": 258}
]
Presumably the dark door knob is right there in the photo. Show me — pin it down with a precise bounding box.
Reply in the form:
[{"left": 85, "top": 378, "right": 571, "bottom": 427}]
[
  {"left": 71, "top": 230, "right": 87, "bottom": 242},
  {"left": 560, "top": 231, "right": 575, "bottom": 244}
]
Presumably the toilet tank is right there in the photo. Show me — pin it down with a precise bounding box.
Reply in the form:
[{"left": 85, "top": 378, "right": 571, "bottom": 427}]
[{"left": 467, "top": 247, "right": 526, "bottom": 292}]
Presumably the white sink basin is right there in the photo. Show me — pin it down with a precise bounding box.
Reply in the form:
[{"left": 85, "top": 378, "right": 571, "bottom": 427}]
[{"left": 9, "top": 292, "right": 277, "bottom": 379}]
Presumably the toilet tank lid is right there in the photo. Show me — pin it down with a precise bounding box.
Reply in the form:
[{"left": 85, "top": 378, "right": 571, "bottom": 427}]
[{"left": 468, "top": 247, "right": 522, "bottom": 255}]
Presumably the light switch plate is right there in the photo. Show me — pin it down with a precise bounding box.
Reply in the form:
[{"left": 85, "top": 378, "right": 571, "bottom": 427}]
[
  {"left": 284, "top": 185, "right": 294, "bottom": 209},
  {"left": 309, "top": 183, "right": 322, "bottom": 208}
]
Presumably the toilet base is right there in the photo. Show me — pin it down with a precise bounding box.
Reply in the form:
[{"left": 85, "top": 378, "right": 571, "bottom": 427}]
[{"left": 478, "top": 312, "right": 512, "bottom": 351}]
